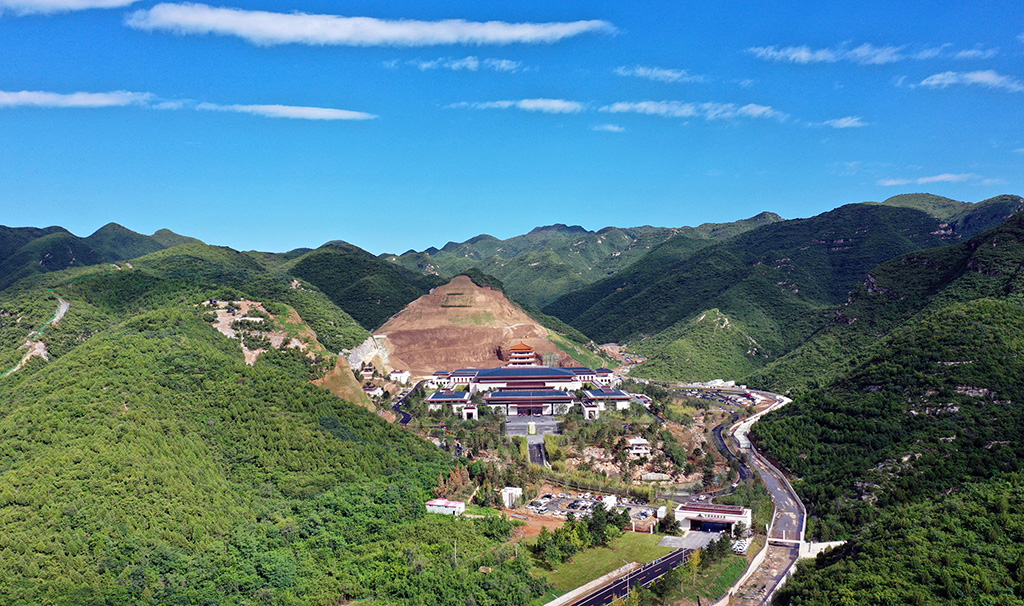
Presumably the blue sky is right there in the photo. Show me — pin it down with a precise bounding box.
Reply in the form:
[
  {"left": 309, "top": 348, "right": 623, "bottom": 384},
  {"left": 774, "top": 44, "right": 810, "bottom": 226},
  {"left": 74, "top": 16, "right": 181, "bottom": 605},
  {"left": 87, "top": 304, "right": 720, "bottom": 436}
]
[{"left": 1, "top": 0, "right": 1022, "bottom": 254}]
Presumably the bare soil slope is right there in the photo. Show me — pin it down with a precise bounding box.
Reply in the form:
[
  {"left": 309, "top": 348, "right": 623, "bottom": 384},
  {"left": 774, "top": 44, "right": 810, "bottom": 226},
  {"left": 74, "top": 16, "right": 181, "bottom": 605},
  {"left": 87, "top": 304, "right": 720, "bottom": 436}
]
[{"left": 376, "top": 275, "right": 577, "bottom": 376}]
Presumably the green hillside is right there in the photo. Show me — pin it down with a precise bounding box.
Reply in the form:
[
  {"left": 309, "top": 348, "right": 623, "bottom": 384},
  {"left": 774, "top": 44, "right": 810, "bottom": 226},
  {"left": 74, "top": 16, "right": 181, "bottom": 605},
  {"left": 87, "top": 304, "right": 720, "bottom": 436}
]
[
  {"left": 288, "top": 241, "right": 443, "bottom": 330},
  {"left": 0, "top": 223, "right": 208, "bottom": 292},
  {"left": 753, "top": 202, "right": 1024, "bottom": 392},
  {"left": 386, "top": 213, "right": 782, "bottom": 308},
  {"left": 548, "top": 204, "right": 957, "bottom": 368},
  {"left": 0, "top": 258, "right": 541, "bottom": 606},
  {"left": 777, "top": 478, "right": 1024, "bottom": 606},
  {"left": 84, "top": 222, "right": 168, "bottom": 260},
  {"left": 755, "top": 297, "right": 1024, "bottom": 539},
  {"left": 748, "top": 207, "right": 1024, "bottom": 601},
  {"left": 879, "top": 192, "right": 1023, "bottom": 237},
  {"left": 635, "top": 308, "right": 768, "bottom": 381},
  {"left": 549, "top": 198, "right": 1023, "bottom": 382}
]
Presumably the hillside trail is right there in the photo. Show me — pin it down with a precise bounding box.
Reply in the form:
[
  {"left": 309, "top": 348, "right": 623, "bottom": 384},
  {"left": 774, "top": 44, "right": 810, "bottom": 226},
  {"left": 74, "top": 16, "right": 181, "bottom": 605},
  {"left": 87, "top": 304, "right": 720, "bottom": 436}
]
[{"left": 2, "top": 294, "right": 69, "bottom": 377}]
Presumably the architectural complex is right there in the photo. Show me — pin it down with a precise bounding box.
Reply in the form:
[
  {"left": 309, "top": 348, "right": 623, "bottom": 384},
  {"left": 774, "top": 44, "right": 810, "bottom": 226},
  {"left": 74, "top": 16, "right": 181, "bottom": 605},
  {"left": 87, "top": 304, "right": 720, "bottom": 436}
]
[{"left": 425, "top": 343, "right": 644, "bottom": 418}]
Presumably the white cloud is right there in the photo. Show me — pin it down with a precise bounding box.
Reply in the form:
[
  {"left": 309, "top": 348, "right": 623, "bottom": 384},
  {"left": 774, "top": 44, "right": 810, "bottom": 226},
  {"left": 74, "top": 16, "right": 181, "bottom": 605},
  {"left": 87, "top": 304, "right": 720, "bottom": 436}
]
[
  {"left": 0, "top": 0, "right": 139, "bottom": 14},
  {"left": 822, "top": 116, "right": 868, "bottom": 128},
  {"left": 1018, "top": 33, "right": 1024, "bottom": 44},
  {"left": 751, "top": 42, "right": 997, "bottom": 65},
  {"left": 127, "top": 3, "right": 615, "bottom": 47},
  {"left": 405, "top": 56, "right": 521, "bottom": 72},
  {"left": 846, "top": 43, "right": 905, "bottom": 65},
  {"left": 196, "top": 103, "right": 377, "bottom": 120},
  {"left": 919, "top": 70, "right": 1024, "bottom": 92},
  {"left": 748, "top": 45, "right": 839, "bottom": 64},
  {"left": 980, "top": 178, "right": 1009, "bottom": 186},
  {"left": 460, "top": 98, "right": 583, "bottom": 113},
  {"left": 954, "top": 48, "right": 998, "bottom": 59},
  {"left": 485, "top": 58, "right": 521, "bottom": 72},
  {"left": 917, "top": 173, "right": 975, "bottom": 184},
  {"left": 1015, "top": 148, "right": 1024, "bottom": 154},
  {"left": 878, "top": 173, "right": 978, "bottom": 186},
  {"left": 0, "top": 89, "right": 152, "bottom": 108},
  {"left": 614, "top": 65, "right": 703, "bottom": 83},
  {"left": 0, "top": 88, "right": 376, "bottom": 121},
  {"left": 591, "top": 123, "right": 624, "bottom": 132},
  {"left": 599, "top": 100, "right": 787, "bottom": 122}
]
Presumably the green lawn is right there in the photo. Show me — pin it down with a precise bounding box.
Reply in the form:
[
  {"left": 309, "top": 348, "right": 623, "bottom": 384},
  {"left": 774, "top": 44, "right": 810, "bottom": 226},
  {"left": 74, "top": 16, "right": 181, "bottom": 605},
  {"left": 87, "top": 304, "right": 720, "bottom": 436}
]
[
  {"left": 536, "top": 532, "right": 674, "bottom": 592},
  {"left": 672, "top": 554, "right": 749, "bottom": 604},
  {"left": 463, "top": 504, "right": 501, "bottom": 517}
]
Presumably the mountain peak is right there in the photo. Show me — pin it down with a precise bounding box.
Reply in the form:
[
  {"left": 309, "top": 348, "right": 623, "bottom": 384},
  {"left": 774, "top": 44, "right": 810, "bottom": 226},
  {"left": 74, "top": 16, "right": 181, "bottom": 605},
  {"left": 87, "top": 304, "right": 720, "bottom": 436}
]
[{"left": 528, "top": 224, "right": 590, "bottom": 235}]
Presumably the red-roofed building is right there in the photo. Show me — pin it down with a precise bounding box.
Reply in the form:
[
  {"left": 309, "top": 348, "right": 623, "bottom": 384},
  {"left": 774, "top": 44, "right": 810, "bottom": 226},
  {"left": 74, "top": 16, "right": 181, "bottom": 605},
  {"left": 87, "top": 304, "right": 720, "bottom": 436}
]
[{"left": 507, "top": 342, "right": 537, "bottom": 366}]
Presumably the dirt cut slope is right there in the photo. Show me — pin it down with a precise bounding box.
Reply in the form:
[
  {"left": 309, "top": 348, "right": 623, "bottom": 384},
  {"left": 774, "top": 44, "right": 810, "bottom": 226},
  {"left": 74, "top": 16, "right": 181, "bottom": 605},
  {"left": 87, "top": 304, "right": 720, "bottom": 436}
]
[{"left": 375, "top": 275, "right": 577, "bottom": 376}]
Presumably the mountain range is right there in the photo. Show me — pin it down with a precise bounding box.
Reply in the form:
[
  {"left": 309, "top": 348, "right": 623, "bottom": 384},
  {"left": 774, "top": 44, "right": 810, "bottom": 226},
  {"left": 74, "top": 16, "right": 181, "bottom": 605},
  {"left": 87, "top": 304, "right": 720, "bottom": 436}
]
[{"left": 3, "top": 191, "right": 1024, "bottom": 604}]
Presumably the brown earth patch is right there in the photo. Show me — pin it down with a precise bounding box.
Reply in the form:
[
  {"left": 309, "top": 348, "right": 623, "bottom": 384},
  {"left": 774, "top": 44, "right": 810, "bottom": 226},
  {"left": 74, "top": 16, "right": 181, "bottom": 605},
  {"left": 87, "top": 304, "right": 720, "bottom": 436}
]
[
  {"left": 375, "top": 276, "right": 578, "bottom": 376},
  {"left": 315, "top": 356, "right": 373, "bottom": 410}
]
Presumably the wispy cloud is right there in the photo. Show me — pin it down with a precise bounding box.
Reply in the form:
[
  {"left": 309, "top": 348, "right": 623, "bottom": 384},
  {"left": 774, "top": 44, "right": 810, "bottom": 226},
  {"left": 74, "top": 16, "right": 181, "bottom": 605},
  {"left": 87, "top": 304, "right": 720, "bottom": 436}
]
[
  {"left": 0, "top": 0, "right": 139, "bottom": 14},
  {"left": 0, "top": 88, "right": 376, "bottom": 121},
  {"left": 919, "top": 70, "right": 1024, "bottom": 92},
  {"left": 749, "top": 42, "right": 997, "bottom": 65},
  {"left": 614, "top": 65, "right": 704, "bottom": 83},
  {"left": 954, "top": 48, "right": 998, "bottom": 60},
  {"left": 878, "top": 173, "right": 978, "bottom": 186},
  {"left": 127, "top": 3, "right": 615, "bottom": 47},
  {"left": 404, "top": 56, "right": 522, "bottom": 72},
  {"left": 196, "top": 103, "right": 377, "bottom": 120},
  {"left": 821, "top": 116, "right": 868, "bottom": 128},
  {"left": 0, "top": 89, "right": 152, "bottom": 107},
  {"left": 452, "top": 98, "right": 584, "bottom": 114},
  {"left": 599, "top": 100, "right": 788, "bottom": 122},
  {"left": 591, "top": 123, "right": 624, "bottom": 132},
  {"left": 1018, "top": 33, "right": 1024, "bottom": 44}
]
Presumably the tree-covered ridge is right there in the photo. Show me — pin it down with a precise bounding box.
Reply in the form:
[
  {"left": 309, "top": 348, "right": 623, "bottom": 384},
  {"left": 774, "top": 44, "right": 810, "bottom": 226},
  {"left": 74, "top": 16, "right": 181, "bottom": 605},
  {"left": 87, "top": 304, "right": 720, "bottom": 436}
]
[
  {"left": 753, "top": 298, "right": 1024, "bottom": 540},
  {"left": 386, "top": 213, "right": 783, "bottom": 309},
  {"left": 0, "top": 223, "right": 202, "bottom": 292},
  {"left": 0, "top": 272, "right": 541, "bottom": 604},
  {"left": 753, "top": 208, "right": 1024, "bottom": 391},
  {"left": 878, "top": 192, "right": 1023, "bottom": 237},
  {"left": 776, "top": 477, "right": 1024, "bottom": 606},
  {"left": 287, "top": 241, "right": 443, "bottom": 330}
]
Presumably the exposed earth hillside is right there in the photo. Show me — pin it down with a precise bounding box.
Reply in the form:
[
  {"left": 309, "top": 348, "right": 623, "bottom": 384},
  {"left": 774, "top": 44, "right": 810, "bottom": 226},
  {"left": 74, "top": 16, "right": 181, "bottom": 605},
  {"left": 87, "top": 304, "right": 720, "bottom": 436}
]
[{"left": 373, "top": 275, "right": 584, "bottom": 376}]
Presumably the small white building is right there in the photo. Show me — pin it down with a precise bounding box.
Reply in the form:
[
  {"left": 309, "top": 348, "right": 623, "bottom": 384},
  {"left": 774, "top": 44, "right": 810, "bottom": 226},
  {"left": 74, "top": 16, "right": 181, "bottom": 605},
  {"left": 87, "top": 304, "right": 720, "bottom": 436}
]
[
  {"left": 363, "top": 385, "right": 384, "bottom": 398},
  {"left": 500, "top": 487, "right": 523, "bottom": 509},
  {"left": 626, "top": 437, "right": 652, "bottom": 457},
  {"left": 602, "top": 495, "right": 617, "bottom": 511},
  {"left": 426, "top": 498, "right": 466, "bottom": 516},
  {"left": 389, "top": 369, "right": 411, "bottom": 384},
  {"left": 674, "top": 502, "right": 751, "bottom": 533}
]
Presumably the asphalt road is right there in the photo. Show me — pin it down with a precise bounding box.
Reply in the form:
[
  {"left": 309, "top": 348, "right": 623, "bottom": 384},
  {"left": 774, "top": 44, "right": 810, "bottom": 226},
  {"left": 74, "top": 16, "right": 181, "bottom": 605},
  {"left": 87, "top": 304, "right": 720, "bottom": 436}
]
[
  {"left": 753, "top": 454, "right": 804, "bottom": 541},
  {"left": 391, "top": 381, "right": 421, "bottom": 426},
  {"left": 567, "top": 549, "right": 691, "bottom": 606},
  {"left": 711, "top": 422, "right": 752, "bottom": 482}
]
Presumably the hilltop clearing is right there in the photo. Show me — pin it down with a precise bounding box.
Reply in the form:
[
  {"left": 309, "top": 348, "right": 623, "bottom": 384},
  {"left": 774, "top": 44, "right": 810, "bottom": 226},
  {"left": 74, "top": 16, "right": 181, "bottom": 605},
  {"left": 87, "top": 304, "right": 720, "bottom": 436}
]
[{"left": 369, "top": 275, "right": 583, "bottom": 376}]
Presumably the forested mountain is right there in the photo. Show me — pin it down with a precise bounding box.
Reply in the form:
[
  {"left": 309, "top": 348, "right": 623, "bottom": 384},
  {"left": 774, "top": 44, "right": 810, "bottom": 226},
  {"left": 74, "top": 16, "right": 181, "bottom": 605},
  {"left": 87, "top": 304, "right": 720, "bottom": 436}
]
[
  {"left": 750, "top": 211, "right": 1024, "bottom": 602},
  {"left": 0, "top": 245, "right": 542, "bottom": 606},
  {"left": 286, "top": 241, "right": 444, "bottom": 330},
  {"left": 0, "top": 223, "right": 201, "bottom": 291},
  {"left": 777, "top": 478, "right": 1024, "bottom": 605},
  {"left": 385, "top": 212, "right": 782, "bottom": 308},
  {"left": 544, "top": 195, "right": 1022, "bottom": 382}
]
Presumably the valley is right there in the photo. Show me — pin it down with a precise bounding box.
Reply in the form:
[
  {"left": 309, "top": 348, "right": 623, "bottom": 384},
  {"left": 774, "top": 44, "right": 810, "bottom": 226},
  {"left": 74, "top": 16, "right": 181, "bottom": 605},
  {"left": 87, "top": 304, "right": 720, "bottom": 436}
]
[{"left": 2, "top": 192, "right": 1024, "bottom": 605}]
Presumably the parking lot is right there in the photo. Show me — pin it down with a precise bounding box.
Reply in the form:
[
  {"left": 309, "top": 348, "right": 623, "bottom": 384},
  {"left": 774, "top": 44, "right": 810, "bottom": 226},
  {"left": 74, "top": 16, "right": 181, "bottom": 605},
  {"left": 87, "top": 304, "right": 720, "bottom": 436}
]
[{"left": 524, "top": 492, "right": 659, "bottom": 522}]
